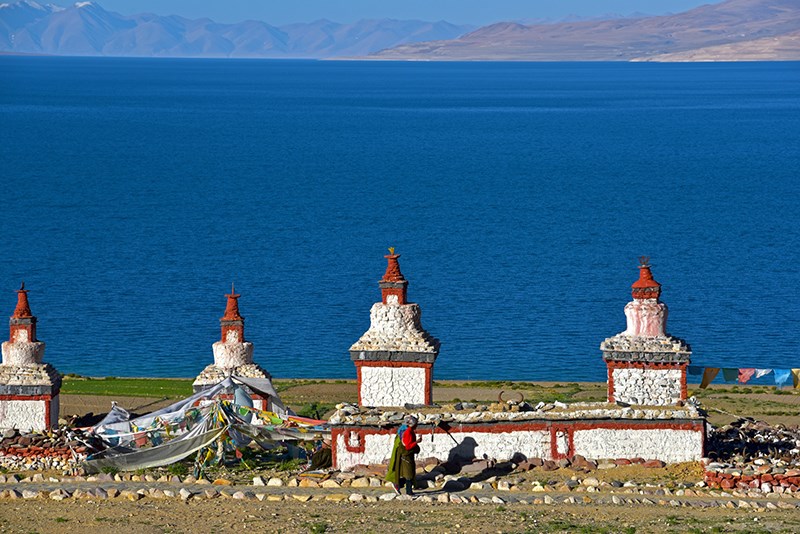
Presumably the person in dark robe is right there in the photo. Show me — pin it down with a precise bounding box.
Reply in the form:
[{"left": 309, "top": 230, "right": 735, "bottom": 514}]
[
  {"left": 309, "top": 438, "right": 332, "bottom": 470},
  {"left": 385, "top": 415, "right": 421, "bottom": 495}
]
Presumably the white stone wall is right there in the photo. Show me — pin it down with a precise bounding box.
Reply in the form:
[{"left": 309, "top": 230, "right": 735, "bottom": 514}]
[
  {"left": 360, "top": 366, "right": 427, "bottom": 407},
  {"left": 0, "top": 398, "right": 48, "bottom": 431},
  {"left": 1, "top": 341, "right": 45, "bottom": 366},
  {"left": 572, "top": 428, "right": 703, "bottom": 463},
  {"left": 335, "top": 432, "right": 394, "bottom": 469},
  {"left": 612, "top": 368, "right": 682, "bottom": 405},
  {"left": 212, "top": 341, "right": 254, "bottom": 368},
  {"left": 350, "top": 303, "right": 438, "bottom": 354},
  {"left": 335, "top": 429, "right": 551, "bottom": 471}
]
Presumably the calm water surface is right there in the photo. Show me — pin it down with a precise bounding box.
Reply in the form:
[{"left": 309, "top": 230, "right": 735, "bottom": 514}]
[{"left": 0, "top": 58, "right": 798, "bottom": 381}]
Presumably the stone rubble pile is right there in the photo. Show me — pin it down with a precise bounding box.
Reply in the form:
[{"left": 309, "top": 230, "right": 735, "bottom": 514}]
[
  {"left": 0, "top": 426, "right": 100, "bottom": 473},
  {"left": 704, "top": 418, "right": 800, "bottom": 494},
  {"left": 328, "top": 401, "right": 702, "bottom": 426}
]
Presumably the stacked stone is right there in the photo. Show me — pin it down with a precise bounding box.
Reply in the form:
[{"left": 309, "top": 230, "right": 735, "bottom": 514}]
[
  {"left": 0, "top": 284, "right": 61, "bottom": 431},
  {"left": 350, "top": 250, "right": 440, "bottom": 407},
  {"left": 705, "top": 466, "right": 800, "bottom": 493},
  {"left": 0, "top": 427, "right": 93, "bottom": 472},
  {"left": 193, "top": 286, "right": 274, "bottom": 410},
  {"left": 600, "top": 259, "right": 691, "bottom": 406},
  {"left": 329, "top": 402, "right": 702, "bottom": 426}
]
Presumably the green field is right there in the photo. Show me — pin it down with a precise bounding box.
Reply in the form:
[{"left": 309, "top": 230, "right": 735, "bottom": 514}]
[{"left": 60, "top": 376, "right": 194, "bottom": 398}]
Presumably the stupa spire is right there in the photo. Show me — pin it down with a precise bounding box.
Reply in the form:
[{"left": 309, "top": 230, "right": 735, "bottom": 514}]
[
  {"left": 12, "top": 282, "right": 32, "bottom": 319},
  {"left": 222, "top": 283, "right": 243, "bottom": 321},
  {"left": 631, "top": 256, "right": 661, "bottom": 300},
  {"left": 379, "top": 248, "right": 409, "bottom": 305},
  {"left": 220, "top": 284, "right": 244, "bottom": 343},
  {"left": 382, "top": 247, "right": 406, "bottom": 282},
  {"left": 9, "top": 282, "right": 37, "bottom": 343}
]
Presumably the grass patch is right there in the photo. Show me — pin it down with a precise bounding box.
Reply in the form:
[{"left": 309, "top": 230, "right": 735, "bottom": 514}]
[
  {"left": 61, "top": 376, "right": 193, "bottom": 398},
  {"left": 436, "top": 380, "right": 605, "bottom": 404},
  {"left": 296, "top": 402, "right": 336, "bottom": 420},
  {"left": 167, "top": 462, "right": 189, "bottom": 477},
  {"left": 277, "top": 459, "right": 304, "bottom": 472},
  {"left": 273, "top": 379, "right": 332, "bottom": 392},
  {"left": 307, "top": 521, "right": 328, "bottom": 533}
]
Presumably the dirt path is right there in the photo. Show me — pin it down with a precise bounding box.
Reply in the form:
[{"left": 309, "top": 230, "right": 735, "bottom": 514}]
[
  {"left": 2, "top": 493, "right": 799, "bottom": 534},
  {"left": 60, "top": 395, "right": 177, "bottom": 421}
]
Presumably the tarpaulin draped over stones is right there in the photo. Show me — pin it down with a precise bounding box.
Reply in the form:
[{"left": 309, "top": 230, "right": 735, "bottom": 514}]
[{"left": 83, "top": 378, "right": 328, "bottom": 473}]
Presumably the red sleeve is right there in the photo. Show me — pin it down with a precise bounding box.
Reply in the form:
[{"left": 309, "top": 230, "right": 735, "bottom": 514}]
[{"left": 401, "top": 427, "right": 416, "bottom": 449}]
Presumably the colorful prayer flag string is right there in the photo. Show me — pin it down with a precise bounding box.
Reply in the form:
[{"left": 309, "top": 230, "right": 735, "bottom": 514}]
[{"left": 691, "top": 366, "right": 798, "bottom": 389}]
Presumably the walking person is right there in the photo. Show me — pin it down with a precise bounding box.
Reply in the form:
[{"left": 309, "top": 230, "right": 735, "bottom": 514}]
[{"left": 386, "top": 415, "right": 421, "bottom": 495}]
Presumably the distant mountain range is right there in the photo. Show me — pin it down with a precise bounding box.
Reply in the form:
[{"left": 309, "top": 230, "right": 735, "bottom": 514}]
[
  {"left": 1, "top": 0, "right": 798, "bottom": 61},
  {"left": 371, "top": 0, "right": 800, "bottom": 61},
  {"left": 0, "top": 1, "right": 471, "bottom": 58}
]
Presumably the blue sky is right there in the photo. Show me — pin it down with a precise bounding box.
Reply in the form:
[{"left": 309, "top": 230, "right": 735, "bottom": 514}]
[{"left": 96, "top": 1, "right": 715, "bottom": 25}]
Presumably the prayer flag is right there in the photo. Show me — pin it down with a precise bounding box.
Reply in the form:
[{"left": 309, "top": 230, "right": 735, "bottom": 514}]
[
  {"left": 700, "top": 368, "right": 719, "bottom": 389},
  {"left": 722, "top": 368, "right": 738, "bottom": 383},
  {"left": 688, "top": 366, "right": 704, "bottom": 376},
  {"left": 774, "top": 369, "right": 792, "bottom": 388},
  {"left": 738, "top": 368, "right": 756, "bottom": 384},
  {"left": 755, "top": 369, "right": 772, "bottom": 379}
]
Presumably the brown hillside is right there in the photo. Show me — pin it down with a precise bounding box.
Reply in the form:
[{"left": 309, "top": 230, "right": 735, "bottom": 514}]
[{"left": 370, "top": 0, "right": 800, "bottom": 61}]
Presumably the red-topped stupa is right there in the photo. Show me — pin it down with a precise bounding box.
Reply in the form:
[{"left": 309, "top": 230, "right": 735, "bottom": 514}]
[
  {"left": 0, "top": 283, "right": 61, "bottom": 430},
  {"left": 193, "top": 285, "right": 276, "bottom": 411},
  {"left": 600, "top": 258, "right": 691, "bottom": 406},
  {"left": 350, "top": 250, "right": 440, "bottom": 407},
  {"left": 379, "top": 252, "right": 408, "bottom": 305},
  {"left": 220, "top": 284, "right": 245, "bottom": 343},
  {"left": 631, "top": 260, "right": 662, "bottom": 300}
]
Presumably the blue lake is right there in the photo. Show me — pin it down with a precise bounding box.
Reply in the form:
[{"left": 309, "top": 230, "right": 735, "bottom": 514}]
[{"left": 0, "top": 58, "right": 798, "bottom": 381}]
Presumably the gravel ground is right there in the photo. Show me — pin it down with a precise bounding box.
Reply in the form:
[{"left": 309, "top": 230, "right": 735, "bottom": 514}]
[{"left": 2, "top": 493, "right": 800, "bottom": 534}]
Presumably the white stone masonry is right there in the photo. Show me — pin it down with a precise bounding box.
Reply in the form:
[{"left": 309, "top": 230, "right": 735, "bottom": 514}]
[
  {"left": 572, "top": 428, "right": 703, "bottom": 463},
  {"left": 334, "top": 424, "right": 703, "bottom": 470},
  {"left": 0, "top": 394, "right": 58, "bottom": 432},
  {"left": 1, "top": 340, "right": 46, "bottom": 366},
  {"left": 335, "top": 429, "right": 552, "bottom": 471},
  {"left": 350, "top": 303, "right": 439, "bottom": 354},
  {"left": 612, "top": 368, "right": 682, "bottom": 406},
  {"left": 212, "top": 340, "right": 254, "bottom": 368},
  {"left": 360, "top": 366, "right": 426, "bottom": 407}
]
